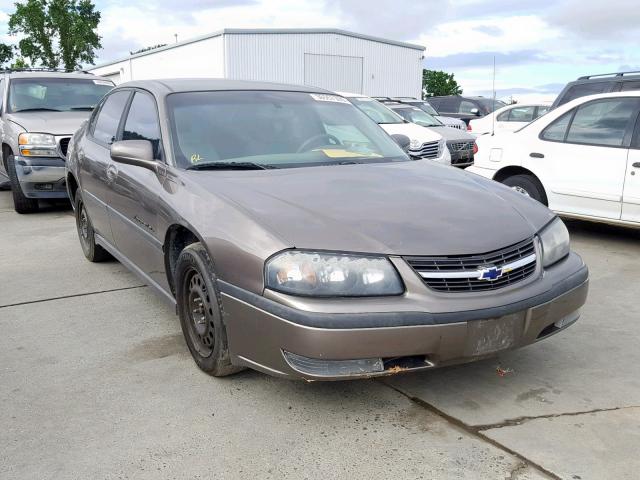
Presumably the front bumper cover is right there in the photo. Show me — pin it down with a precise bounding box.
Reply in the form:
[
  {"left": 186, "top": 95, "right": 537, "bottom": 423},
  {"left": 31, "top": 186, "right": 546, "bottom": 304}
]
[
  {"left": 14, "top": 155, "right": 68, "bottom": 198},
  {"left": 220, "top": 253, "right": 589, "bottom": 380}
]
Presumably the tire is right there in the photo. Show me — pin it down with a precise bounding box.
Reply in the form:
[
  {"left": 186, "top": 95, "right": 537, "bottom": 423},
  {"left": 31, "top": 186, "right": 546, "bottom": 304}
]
[
  {"left": 502, "top": 174, "right": 548, "bottom": 205},
  {"left": 75, "top": 193, "right": 112, "bottom": 262},
  {"left": 6, "top": 154, "right": 39, "bottom": 214},
  {"left": 175, "top": 242, "right": 243, "bottom": 377}
]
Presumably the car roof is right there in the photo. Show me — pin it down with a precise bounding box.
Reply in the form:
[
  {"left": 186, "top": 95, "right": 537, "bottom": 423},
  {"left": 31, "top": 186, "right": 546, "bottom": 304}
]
[
  {"left": 120, "top": 78, "right": 333, "bottom": 95},
  {"left": 335, "top": 91, "right": 367, "bottom": 98}
]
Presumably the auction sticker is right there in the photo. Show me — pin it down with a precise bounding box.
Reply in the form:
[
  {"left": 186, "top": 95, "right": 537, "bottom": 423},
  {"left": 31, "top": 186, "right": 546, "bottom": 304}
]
[{"left": 309, "top": 93, "right": 350, "bottom": 104}]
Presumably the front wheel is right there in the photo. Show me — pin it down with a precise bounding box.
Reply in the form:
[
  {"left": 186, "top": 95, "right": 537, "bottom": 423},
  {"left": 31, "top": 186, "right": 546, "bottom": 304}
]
[
  {"left": 175, "top": 243, "right": 243, "bottom": 377},
  {"left": 502, "top": 174, "right": 547, "bottom": 205},
  {"left": 6, "top": 154, "right": 39, "bottom": 214}
]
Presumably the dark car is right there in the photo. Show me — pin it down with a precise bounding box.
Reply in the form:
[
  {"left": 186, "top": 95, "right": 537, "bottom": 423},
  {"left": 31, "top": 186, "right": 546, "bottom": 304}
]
[
  {"left": 552, "top": 71, "right": 640, "bottom": 108},
  {"left": 386, "top": 103, "right": 476, "bottom": 168},
  {"left": 427, "top": 95, "right": 507, "bottom": 124},
  {"left": 66, "top": 79, "right": 588, "bottom": 381}
]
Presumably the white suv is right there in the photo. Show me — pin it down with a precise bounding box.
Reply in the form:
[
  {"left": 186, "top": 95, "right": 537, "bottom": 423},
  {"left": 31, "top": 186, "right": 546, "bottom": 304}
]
[
  {"left": 467, "top": 92, "right": 640, "bottom": 226},
  {"left": 338, "top": 92, "right": 451, "bottom": 165}
]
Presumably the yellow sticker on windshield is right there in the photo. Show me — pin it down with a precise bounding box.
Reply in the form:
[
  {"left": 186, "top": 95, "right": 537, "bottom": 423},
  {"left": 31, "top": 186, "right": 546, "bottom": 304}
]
[
  {"left": 318, "top": 149, "right": 381, "bottom": 158},
  {"left": 190, "top": 153, "right": 204, "bottom": 163}
]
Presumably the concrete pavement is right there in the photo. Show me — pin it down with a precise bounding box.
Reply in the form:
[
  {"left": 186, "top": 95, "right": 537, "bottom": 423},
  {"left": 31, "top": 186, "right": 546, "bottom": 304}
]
[{"left": 1, "top": 190, "right": 639, "bottom": 479}]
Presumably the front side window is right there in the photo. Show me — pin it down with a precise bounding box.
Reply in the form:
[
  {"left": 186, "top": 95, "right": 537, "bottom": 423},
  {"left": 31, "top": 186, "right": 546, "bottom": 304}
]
[
  {"left": 565, "top": 98, "right": 639, "bottom": 147},
  {"left": 167, "top": 91, "right": 407, "bottom": 169},
  {"left": 396, "top": 108, "right": 442, "bottom": 127},
  {"left": 414, "top": 101, "right": 439, "bottom": 116},
  {"left": 459, "top": 100, "right": 477, "bottom": 114},
  {"left": 535, "top": 106, "right": 551, "bottom": 118},
  {"left": 92, "top": 91, "right": 131, "bottom": 145},
  {"left": 123, "top": 92, "right": 162, "bottom": 159},
  {"left": 8, "top": 77, "right": 113, "bottom": 113}
]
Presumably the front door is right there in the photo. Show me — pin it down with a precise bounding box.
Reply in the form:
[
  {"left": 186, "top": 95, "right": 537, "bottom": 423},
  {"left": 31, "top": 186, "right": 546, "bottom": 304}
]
[
  {"left": 107, "top": 90, "right": 167, "bottom": 288},
  {"left": 78, "top": 90, "right": 131, "bottom": 244}
]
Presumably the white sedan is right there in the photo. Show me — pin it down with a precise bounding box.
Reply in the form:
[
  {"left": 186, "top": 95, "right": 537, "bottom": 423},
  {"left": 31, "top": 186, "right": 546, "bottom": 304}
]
[
  {"left": 467, "top": 92, "right": 640, "bottom": 226},
  {"left": 468, "top": 102, "right": 551, "bottom": 136}
]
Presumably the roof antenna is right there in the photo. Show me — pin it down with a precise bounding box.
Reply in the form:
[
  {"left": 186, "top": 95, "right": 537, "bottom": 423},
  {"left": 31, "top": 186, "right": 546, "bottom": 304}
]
[
  {"left": 491, "top": 55, "right": 496, "bottom": 136},
  {"left": 174, "top": 33, "right": 178, "bottom": 43}
]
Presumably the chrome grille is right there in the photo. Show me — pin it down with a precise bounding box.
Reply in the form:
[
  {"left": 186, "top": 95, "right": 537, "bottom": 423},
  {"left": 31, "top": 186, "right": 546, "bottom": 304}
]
[
  {"left": 447, "top": 141, "right": 474, "bottom": 153},
  {"left": 58, "top": 137, "right": 71, "bottom": 159},
  {"left": 405, "top": 238, "right": 537, "bottom": 293},
  {"left": 409, "top": 140, "right": 441, "bottom": 159}
]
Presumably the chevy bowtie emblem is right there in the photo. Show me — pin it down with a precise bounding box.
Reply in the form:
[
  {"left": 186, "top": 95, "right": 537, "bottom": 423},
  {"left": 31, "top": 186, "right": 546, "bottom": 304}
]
[{"left": 478, "top": 265, "right": 503, "bottom": 281}]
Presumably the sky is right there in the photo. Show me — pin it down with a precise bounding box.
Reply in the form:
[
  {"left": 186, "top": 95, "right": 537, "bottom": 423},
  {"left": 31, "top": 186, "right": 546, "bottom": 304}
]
[{"left": 0, "top": 0, "right": 639, "bottom": 102}]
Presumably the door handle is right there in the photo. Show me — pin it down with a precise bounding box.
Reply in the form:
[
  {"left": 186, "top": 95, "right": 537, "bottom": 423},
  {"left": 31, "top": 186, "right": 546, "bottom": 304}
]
[
  {"left": 530, "top": 152, "right": 545, "bottom": 158},
  {"left": 632, "top": 162, "right": 640, "bottom": 168}
]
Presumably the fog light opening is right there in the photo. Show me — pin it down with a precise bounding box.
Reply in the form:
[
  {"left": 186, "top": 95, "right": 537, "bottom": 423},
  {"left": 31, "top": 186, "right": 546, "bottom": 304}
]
[{"left": 383, "top": 355, "right": 434, "bottom": 372}]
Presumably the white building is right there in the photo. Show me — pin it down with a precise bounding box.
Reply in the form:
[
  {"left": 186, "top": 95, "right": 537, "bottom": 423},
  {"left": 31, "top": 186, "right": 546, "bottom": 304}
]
[{"left": 89, "top": 28, "right": 425, "bottom": 98}]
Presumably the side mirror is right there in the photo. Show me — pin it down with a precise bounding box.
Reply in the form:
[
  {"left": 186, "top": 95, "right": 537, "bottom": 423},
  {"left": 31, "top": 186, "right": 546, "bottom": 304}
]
[
  {"left": 110, "top": 140, "right": 157, "bottom": 172},
  {"left": 470, "top": 107, "right": 481, "bottom": 116},
  {"left": 391, "top": 133, "right": 411, "bottom": 152}
]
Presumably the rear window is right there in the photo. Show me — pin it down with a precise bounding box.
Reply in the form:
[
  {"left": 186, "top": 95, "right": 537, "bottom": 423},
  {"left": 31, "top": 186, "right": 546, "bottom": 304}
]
[{"left": 557, "top": 81, "right": 613, "bottom": 106}]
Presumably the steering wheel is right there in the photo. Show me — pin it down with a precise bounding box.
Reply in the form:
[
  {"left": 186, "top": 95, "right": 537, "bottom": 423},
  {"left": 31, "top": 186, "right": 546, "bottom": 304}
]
[{"left": 296, "top": 134, "right": 342, "bottom": 153}]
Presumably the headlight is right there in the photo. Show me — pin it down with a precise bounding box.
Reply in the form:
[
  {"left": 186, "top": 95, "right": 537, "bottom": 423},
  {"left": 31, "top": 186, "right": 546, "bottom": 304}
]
[
  {"left": 265, "top": 251, "right": 404, "bottom": 297},
  {"left": 18, "top": 133, "right": 58, "bottom": 157},
  {"left": 539, "top": 218, "right": 570, "bottom": 267}
]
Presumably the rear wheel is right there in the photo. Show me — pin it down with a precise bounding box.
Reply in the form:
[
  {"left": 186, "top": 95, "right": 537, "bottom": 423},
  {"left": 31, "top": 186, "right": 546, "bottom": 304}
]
[
  {"left": 6, "top": 154, "right": 39, "bottom": 213},
  {"left": 175, "top": 243, "right": 243, "bottom": 377},
  {"left": 75, "top": 193, "right": 112, "bottom": 262},
  {"left": 502, "top": 174, "right": 547, "bottom": 205}
]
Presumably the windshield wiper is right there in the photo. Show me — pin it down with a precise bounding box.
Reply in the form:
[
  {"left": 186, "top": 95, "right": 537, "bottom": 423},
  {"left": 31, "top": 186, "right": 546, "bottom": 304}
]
[
  {"left": 13, "top": 107, "right": 61, "bottom": 112},
  {"left": 69, "top": 106, "right": 96, "bottom": 111},
  {"left": 186, "top": 161, "right": 274, "bottom": 171}
]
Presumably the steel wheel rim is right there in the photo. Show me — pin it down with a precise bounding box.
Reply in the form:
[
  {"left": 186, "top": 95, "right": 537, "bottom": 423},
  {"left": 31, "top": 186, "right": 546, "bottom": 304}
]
[
  {"left": 512, "top": 186, "right": 531, "bottom": 197},
  {"left": 78, "top": 203, "right": 90, "bottom": 247},
  {"left": 184, "top": 269, "right": 214, "bottom": 358}
]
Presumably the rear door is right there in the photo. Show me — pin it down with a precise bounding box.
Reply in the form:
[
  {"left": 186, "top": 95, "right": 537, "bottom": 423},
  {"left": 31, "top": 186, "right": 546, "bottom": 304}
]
[
  {"left": 622, "top": 115, "right": 640, "bottom": 223},
  {"left": 531, "top": 97, "right": 639, "bottom": 220},
  {"left": 78, "top": 89, "right": 131, "bottom": 244},
  {"left": 107, "top": 90, "right": 167, "bottom": 287}
]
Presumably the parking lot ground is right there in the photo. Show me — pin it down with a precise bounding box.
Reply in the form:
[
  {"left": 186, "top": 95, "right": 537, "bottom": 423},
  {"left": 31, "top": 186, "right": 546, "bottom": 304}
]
[{"left": 1, "top": 189, "right": 639, "bottom": 479}]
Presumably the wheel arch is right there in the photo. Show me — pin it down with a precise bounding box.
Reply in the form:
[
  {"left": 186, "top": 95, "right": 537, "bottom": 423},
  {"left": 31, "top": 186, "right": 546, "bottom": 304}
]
[
  {"left": 493, "top": 165, "right": 539, "bottom": 183},
  {"left": 2, "top": 142, "right": 13, "bottom": 171},
  {"left": 66, "top": 172, "right": 79, "bottom": 207},
  {"left": 164, "top": 223, "right": 204, "bottom": 296}
]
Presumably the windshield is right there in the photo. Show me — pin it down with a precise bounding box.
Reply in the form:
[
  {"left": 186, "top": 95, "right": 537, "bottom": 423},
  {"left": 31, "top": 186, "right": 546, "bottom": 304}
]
[
  {"left": 167, "top": 91, "right": 408, "bottom": 169},
  {"left": 8, "top": 77, "right": 114, "bottom": 113},
  {"left": 475, "top": 98, "right": 507, "bottom": 113},
  {"left": 348, "top": 97, "right": 405, "bottom": 124},
  {"left": 394, "top": 108, "right": 443, "bottom": 127},
  {"left": 412, "top": 101, "right": 439, "bottom": 116}
]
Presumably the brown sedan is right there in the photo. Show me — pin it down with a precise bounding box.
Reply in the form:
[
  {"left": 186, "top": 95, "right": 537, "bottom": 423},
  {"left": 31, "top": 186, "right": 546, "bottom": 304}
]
[{"left": 65, "top": 79, "right": 589, "bottom": 380}]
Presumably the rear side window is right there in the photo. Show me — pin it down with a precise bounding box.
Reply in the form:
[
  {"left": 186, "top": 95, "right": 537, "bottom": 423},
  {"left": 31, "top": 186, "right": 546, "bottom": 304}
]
[
  {"left": 557, "top": 82, "right": 612, "bottom": 106},
  {"left": 92, "top": 91, "right": 130, "bottom": 145},
  {"left": 429, "top": 97, "right": 457, "bottom": 113},
  {"left": 541, "top": 111, "right": 573, "bottom": 141},
  {"left": 122, "top": 92, "right": 162, "bottom": 159},
  {"left": 459, "top": 100, "right": 477, "bottom": 114},
  {"left": 499, "top": 106, "right": 536, "bottom": 122},
  {"left": 535, "top": 106, "right": 551, "bottom": 118},
  {"left": 565, "top": 98, "right": 639, "bottom": 147}
]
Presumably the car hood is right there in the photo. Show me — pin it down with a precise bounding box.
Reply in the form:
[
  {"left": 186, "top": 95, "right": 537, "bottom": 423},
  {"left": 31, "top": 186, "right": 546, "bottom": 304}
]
[
  {"left": 6, "top": 111, "right": 92, "bottom": 135},
  {"left": 378, "top": 122, "right": 442, "bottom": 144},
  {"left": 189, "top": 160, "right": 554, "bottom": 256},
  {"left": 429, "top": 126, "right": 475, "bottom": 141}
]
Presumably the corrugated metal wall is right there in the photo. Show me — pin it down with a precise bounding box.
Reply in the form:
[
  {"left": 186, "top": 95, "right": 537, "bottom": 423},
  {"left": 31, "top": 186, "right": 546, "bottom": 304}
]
[
  {"left": 225, "top": 33, "right": 423, "bottom": 98},
  {"left": 90, "top": 36, "right": 225, "bottom": 84},
  {"left": 90, "top": 31, "right": 423, "bottom": 98}
]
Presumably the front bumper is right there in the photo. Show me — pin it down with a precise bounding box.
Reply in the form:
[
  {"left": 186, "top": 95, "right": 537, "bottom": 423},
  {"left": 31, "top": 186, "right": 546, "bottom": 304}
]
[
  {"left": 220, "top": 254, "right": 589, "bottom": 380},
  {"left": 14, "top": 156, "right": 68, "bottom": 198}
]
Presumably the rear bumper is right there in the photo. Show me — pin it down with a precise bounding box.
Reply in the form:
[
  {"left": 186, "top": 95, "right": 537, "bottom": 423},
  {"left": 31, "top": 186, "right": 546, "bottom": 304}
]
[
  {"left": 14, "top": 156, "right": 68, "bottom": 198},
  {"left": 221, "top": 258, "right": 589, "bottom": 381}
]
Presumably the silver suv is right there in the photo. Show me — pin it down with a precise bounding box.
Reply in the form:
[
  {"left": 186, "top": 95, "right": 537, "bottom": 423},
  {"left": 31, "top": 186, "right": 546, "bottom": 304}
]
[{"left": 0, "top": 70, "right": 113, "bottom": 213}]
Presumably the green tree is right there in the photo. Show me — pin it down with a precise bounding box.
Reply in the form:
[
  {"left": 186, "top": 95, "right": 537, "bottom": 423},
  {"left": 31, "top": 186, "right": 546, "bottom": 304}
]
[
  {"left": 8, "top": 0, "right": 101, "bottom": 71},
  {"left": 422, "top": 69, "right": 463, "bottom": 98},
  {"left": 0, "top": 43, "right": 14, "bottom": 67}
]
